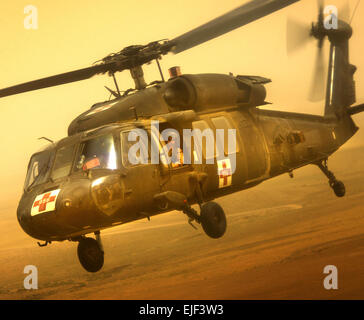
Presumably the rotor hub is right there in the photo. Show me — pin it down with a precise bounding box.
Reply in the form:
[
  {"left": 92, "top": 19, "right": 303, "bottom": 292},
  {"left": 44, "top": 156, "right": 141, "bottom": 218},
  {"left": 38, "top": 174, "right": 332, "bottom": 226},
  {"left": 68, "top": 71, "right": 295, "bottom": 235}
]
[{"left": 310, "top": 20, "right": 352, "bottom": 46}]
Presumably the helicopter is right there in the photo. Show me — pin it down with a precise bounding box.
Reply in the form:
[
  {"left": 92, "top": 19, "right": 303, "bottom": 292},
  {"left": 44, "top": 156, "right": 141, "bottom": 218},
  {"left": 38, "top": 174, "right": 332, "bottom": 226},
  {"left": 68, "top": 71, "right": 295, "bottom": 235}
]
[{"left": 1, "top": 0, "right": 364, "bottom": 273}]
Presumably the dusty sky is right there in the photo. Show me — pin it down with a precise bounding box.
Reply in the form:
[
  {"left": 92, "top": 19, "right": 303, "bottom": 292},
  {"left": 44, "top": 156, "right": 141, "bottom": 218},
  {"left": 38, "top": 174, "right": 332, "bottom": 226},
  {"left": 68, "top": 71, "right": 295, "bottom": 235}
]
[{"left": 0, "top": 0, "right": 363, "bottom": 206}]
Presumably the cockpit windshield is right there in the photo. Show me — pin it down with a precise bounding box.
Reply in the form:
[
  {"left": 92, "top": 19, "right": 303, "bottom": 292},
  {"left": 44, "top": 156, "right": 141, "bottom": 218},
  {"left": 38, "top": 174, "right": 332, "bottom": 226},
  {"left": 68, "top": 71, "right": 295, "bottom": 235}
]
[{"left": 24, "top": 150, "right": 53, "bottom": 190}]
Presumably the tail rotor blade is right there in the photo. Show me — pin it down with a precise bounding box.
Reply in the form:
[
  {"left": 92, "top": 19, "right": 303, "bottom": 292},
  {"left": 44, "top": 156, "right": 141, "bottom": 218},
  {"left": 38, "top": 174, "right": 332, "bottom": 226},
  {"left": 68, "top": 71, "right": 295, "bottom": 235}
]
[
  {"left": 286, "top": 17, "right": 311, "bottom": 54},
  {"left": 318, "top": 0, "right": 324, "bottom": 20},
  {"left": 339, "top": 0, "right": 350, "bottom": 23}
]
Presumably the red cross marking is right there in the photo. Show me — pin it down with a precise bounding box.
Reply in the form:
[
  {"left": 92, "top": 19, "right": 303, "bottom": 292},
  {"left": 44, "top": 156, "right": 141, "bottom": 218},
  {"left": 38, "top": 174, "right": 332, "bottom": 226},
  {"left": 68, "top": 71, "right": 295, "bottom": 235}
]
[
  {"left": 33, "top": 192, "right": 56, "bottom": 212},
  {"left": 219, "top": 161, "right": 232, "bottom": 186}
]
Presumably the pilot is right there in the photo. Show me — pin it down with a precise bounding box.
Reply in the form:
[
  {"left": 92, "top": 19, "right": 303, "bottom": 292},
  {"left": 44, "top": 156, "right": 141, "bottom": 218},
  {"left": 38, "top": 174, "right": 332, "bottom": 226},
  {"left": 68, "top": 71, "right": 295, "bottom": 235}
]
[
  {"left": 166, "top": 135, "right": 183, "bottom": 168},
  {"left": 78, "top": 138, "right": 113, "bottom": 170}
]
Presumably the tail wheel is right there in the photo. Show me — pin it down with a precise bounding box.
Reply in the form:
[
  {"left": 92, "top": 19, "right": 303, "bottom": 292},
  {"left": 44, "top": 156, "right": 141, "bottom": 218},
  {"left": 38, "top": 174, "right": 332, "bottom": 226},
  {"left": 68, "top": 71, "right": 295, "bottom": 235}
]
[
  {"left": 331, "top": 180, "right": 346, "bottom": 197},
  {"left": 200, "top": 201, "right": 227, "bottom": 239},
  {"left": 77, "top": 237, "right": 104, "bottom": 272}
]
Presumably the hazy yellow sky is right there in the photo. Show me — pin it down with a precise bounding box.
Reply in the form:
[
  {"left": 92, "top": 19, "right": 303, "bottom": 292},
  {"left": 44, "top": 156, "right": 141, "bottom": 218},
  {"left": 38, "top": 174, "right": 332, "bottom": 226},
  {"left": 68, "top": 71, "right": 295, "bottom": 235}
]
[{"left": 0, "top": 0, "right": 363, "bottom": 206}]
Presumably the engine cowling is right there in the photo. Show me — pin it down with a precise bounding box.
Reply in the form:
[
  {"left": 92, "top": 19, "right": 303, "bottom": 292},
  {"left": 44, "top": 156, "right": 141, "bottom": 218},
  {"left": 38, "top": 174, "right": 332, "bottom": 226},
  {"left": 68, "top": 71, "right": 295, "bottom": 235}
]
[{"left": 163, "top": 73, "right": 268, "bottom": 111}]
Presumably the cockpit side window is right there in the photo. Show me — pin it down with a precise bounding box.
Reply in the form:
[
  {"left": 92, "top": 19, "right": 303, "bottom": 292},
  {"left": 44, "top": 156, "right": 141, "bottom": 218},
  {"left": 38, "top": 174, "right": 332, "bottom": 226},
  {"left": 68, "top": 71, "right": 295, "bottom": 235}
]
[
  {"left": 75, "top": 134, "right": 117, "bottom": 171},
  {"left": 51, "top": 144, "right": 76, "bottom": 180},
  {"left": 121, "top": 130, "right": 150, "bottom": 167},
  {"left": 24, "top": 150, "right": 52, "bottom": 190}
]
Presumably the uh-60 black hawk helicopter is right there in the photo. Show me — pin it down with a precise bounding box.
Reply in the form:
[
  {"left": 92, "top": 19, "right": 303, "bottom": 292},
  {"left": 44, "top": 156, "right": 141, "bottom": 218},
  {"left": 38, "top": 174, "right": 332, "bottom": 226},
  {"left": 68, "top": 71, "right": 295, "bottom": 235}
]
[{"left": 1, "top": 0, "right": 363, "bottom": 272}]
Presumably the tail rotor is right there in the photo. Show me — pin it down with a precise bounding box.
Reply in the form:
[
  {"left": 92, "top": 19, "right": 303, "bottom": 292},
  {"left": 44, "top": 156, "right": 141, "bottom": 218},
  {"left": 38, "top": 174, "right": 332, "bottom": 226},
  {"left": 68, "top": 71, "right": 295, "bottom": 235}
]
[{"left": 286, "top": 0, "right": 351, "bottom": 102}]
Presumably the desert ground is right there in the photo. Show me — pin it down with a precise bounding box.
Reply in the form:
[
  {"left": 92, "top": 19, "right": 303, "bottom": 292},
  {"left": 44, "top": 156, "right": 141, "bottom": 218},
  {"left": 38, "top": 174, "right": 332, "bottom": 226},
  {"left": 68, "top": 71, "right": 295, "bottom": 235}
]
[{"left": 1, "top": 146, "right": 364, "bottom": 300}]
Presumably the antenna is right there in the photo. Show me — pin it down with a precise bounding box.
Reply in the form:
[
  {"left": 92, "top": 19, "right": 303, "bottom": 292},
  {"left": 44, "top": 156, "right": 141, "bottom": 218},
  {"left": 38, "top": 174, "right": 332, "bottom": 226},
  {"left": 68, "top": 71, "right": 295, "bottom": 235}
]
[
  {"left": 129, "top": 106, "right": 138, "bottom": 120},
  {"left": 38, "top": 137, "right": 54, "bottom": 143},
  {"left": 104, "top": 86, "right": 120, "bottom": 98}
]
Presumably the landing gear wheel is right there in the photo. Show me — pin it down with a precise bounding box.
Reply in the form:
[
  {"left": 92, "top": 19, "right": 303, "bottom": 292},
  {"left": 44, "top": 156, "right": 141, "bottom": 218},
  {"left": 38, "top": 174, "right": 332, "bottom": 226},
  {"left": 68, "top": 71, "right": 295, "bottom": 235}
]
[
  {"left": 317, "top": 159, "right": 346, "bottom": 198},
  {"left": 200, "top": 201, "right": 227, "bottom": 239},
  {"left": 330, "top": 180, "right": 345, "bottom": 197},
  {"left": 77, "top": 237, "right": 104, "bottom": 272}
]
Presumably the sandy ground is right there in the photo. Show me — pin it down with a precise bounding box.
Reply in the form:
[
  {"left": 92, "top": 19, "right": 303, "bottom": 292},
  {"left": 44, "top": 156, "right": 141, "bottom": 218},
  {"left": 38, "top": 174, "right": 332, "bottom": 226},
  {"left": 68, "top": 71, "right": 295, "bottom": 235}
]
[{"left": 1, "top": 146, "right": 364, "bottom": 300}]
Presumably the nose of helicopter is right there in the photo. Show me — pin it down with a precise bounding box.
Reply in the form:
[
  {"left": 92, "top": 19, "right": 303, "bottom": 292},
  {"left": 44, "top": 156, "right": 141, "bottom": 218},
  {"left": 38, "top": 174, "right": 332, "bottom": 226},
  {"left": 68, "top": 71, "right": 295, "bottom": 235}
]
[
  {"left": 16, "top": 189, "right": 61, "bottom": 241},
  {"left": 16, "top": 179, "right": 96, "bottom": 241},
  {"left": 17, "top": 173, "right": 126, "bottom": 241}
]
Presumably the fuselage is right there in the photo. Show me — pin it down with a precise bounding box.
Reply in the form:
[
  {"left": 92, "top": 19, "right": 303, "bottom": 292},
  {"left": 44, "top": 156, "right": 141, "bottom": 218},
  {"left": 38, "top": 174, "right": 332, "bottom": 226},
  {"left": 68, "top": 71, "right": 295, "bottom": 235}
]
[{"left": 17, "top": 97, "right": 358, "bottom": 242}]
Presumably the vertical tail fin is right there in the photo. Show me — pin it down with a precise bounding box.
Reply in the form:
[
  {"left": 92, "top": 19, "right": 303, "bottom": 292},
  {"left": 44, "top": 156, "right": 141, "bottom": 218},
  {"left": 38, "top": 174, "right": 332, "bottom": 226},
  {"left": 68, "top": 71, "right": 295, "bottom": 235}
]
[{"left": 324, "top": 21, "right": 356, "bottom": 117}]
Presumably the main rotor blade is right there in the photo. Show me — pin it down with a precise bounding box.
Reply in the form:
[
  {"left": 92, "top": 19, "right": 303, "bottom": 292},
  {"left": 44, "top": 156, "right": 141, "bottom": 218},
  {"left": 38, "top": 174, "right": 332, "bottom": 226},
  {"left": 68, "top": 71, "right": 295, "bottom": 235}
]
[
  {"left": 0, "top": 63, "right": 112, "bottom": 98},
  {"left": 308, "top": 46, "right": 326, "bottom": 102},
  {"left": 170, "top": 0, "right": 300, "bottom": 54}
]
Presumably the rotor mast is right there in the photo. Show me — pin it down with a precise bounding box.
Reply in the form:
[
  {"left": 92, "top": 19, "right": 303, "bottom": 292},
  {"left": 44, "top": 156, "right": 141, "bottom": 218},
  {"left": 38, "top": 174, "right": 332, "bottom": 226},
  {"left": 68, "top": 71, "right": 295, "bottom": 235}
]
[{"left": 130, "top": 66, "right": 147, "bottom": 90}]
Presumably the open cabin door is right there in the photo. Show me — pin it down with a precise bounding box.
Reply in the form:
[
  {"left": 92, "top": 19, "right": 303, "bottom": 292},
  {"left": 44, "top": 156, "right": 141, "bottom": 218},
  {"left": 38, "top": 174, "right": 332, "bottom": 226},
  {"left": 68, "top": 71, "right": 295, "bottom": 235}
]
[
  {"left": 155, "top": 121, "right": 199, "bottom": 202},
  {"left": 119, "top": 129, "right": 162, "bottom": 219}
]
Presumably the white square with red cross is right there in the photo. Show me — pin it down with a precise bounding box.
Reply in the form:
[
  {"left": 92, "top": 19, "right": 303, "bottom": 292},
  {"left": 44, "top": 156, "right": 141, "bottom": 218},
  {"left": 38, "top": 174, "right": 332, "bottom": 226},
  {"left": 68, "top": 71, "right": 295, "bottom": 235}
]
[
  {"left": 31, "top": 189, "right": 61, "bottom": 216},
  {"left": 217, "top": 159, "right": 232, "bottom": 188}
]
